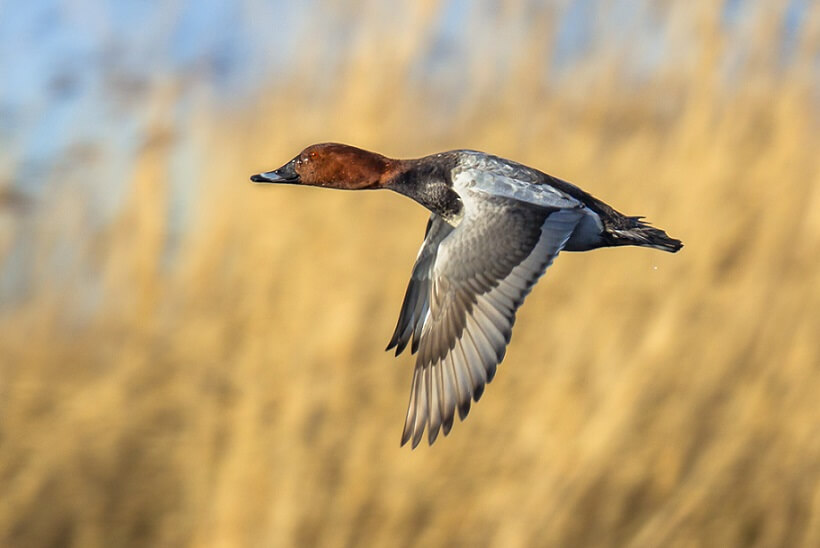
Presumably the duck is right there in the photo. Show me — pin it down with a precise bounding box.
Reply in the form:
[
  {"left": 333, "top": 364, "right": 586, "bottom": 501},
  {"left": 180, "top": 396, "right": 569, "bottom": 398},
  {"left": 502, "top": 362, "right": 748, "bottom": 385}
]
[{"left": 251, "top": 143, "right": 682, "bottom": 448}]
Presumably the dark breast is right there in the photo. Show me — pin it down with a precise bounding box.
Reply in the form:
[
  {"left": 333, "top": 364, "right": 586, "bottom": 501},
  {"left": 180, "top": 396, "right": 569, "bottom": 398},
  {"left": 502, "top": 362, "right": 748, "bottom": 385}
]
[{"left": 389, "top": 157, "right": 463, "bottom": 222}]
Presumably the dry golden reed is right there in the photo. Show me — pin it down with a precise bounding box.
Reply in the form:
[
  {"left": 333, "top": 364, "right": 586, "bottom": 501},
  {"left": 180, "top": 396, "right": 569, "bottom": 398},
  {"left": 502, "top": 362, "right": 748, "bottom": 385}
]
[{"left": 1, "top": 2, "right": 819, "bottom": 547}]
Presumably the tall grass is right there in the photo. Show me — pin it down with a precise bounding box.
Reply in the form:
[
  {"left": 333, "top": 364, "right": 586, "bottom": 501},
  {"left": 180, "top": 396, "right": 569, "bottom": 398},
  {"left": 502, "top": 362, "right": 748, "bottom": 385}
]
[{"left": 1, "top": 2, "right": 819, "bottom": 546}]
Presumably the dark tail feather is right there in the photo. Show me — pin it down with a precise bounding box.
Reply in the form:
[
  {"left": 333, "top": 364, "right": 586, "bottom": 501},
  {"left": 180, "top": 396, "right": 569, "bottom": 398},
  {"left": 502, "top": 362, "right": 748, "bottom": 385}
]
[{"left": 607, "top": 217, "right": 683, "bottom": 253}]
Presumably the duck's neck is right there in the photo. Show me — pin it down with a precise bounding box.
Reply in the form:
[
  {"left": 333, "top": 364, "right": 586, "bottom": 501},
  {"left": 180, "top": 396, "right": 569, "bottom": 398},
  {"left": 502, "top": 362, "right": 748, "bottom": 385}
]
[{"left": 385, "top": 159, "right": 464, "bottom": 224}]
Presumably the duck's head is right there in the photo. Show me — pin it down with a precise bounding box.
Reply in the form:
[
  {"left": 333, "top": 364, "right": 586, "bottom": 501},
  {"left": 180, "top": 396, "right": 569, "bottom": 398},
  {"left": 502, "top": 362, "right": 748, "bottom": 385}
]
[{"left": 251, "top": 143, "right": 395, "bottom": 190}]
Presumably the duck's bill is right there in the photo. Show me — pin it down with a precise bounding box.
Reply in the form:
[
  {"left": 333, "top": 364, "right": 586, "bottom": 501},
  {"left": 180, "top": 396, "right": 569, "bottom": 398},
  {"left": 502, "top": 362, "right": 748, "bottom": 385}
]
[{"left": 250, "top": 162, "right": 299, "bottom": 184}]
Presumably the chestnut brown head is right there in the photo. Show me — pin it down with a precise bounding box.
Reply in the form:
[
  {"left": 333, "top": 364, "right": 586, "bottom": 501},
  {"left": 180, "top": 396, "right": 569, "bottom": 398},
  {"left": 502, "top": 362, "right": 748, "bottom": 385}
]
[{"left": 251, "top": 143, "right": 396, "bottom": 190}]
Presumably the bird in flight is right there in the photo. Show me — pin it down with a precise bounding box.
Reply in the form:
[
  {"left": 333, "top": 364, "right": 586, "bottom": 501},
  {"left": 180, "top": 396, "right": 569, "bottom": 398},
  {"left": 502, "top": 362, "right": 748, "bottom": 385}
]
[{"left": 251, "top": 143, "right": 682, "bottom": 448}]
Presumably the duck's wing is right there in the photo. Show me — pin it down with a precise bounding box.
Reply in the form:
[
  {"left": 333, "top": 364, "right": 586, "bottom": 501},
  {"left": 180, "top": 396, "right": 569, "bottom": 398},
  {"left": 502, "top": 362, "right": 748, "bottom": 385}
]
[
  {"left": 386, "top": 215, "right": 454, "bottom": 356},
  {"left": 393, "top": 194, "right": 584, "bottom": 448}
]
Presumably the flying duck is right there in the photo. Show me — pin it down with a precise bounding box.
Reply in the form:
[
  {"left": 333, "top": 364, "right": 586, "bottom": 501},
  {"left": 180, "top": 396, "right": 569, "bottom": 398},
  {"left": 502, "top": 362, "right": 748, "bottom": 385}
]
[{"left": 251, "top": 143, "right": 682, "bottom": 448}]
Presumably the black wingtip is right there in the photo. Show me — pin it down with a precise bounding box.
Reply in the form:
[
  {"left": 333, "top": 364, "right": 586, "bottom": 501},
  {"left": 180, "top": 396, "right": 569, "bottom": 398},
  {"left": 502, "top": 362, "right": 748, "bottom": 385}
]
[
  {"left": 386, "top": 336, "right": 408, "bottom": 356},
  {"left": 457, "top": 400, "right": 471, "bottom": 421},
  {"left": 442, "top": 414, "right": 454, "bottom": 436},
  {"left": 391, "top": 340, "right": 407, "bottom": 356},
  {"left": 387, "top": 326, "right": 414, "bottom": 355},
  {"left": 485, "top": 363, "right": 497, "bottom": 383}
]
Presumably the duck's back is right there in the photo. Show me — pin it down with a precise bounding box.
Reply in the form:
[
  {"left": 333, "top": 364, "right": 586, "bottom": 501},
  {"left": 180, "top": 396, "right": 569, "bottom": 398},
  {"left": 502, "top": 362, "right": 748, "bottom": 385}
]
[{"left": 444, "top": 150, "right": 681, "bottom": 252}]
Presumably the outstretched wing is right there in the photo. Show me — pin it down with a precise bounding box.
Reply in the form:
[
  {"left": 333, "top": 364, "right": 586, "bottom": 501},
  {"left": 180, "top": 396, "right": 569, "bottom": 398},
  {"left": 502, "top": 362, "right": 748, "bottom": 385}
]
[
  {"left": 386, "top": 216, "right": 454, "bottom": 356},
  {"left": 392, "top": 193, "right": 584, "bottom": 448}
]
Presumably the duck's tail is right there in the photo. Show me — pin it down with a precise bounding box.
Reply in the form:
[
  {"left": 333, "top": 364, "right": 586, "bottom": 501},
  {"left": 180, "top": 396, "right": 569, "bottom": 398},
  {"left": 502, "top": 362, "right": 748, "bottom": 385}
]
[{"left": 604, "top": 216, "right": 683, "bottom": 253}]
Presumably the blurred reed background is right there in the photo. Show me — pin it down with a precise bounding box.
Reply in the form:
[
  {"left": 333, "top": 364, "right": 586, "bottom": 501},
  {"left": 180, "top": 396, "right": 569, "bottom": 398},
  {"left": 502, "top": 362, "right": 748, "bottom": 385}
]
[{"left": 1, "top": 1, "right": 819, "bottom": 546}]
